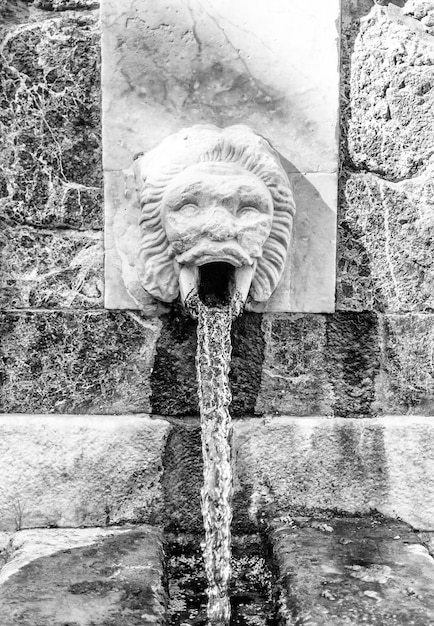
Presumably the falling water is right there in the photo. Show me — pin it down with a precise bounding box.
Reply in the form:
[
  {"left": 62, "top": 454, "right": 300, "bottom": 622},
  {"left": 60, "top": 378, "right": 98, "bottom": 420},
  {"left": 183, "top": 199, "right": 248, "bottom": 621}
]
[{"left": 186, "top": 292, "right": 242, "bottom": 626}]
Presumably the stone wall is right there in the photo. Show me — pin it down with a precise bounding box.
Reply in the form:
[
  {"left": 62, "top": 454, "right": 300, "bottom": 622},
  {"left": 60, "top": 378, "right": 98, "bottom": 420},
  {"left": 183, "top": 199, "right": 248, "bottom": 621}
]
[{"left": 0, "top": 0, "right": 433, "bottom": 530}]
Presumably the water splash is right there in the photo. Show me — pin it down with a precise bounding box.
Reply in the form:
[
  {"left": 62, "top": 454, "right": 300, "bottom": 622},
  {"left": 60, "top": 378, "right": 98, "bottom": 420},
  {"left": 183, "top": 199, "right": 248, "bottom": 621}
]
[{"left": 186, "top": 291, "right": 243, "bottom": 626}]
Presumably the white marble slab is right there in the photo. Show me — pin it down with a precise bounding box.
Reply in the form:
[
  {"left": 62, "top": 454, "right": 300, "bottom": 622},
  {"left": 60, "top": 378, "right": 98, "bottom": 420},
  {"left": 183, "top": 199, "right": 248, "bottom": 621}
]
[{"left": 102, "top": 0, "right": 339, "bottom": 312}]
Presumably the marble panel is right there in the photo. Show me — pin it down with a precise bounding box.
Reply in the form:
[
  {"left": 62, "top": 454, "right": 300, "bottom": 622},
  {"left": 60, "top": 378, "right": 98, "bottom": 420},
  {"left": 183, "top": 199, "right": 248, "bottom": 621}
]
[{"left": 102, "top": 0, "right": 339, "bottom": 312}]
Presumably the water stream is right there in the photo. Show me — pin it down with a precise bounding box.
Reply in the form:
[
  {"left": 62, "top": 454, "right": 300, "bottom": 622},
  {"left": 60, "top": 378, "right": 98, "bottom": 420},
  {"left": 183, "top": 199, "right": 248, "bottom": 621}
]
[{"left": 186, "top": 293, "right": 241, "bottom": 626}]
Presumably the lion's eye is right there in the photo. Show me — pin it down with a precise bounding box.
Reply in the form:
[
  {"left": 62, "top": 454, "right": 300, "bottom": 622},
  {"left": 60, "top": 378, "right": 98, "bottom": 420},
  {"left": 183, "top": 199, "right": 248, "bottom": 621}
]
[
  {"left": 238, "top": 206, "right": 260, "bottom": 219},
  {"left": 179, "top": 203, "right": 199, "bottom": 217}
]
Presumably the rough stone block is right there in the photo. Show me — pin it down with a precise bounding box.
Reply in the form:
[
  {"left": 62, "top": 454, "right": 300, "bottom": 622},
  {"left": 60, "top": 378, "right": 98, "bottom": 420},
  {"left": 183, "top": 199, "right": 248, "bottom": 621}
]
[
  {"left": 0, "top": 415, "right": 171, "bottom": 531},
  {"left": 271, "top": 516, "right": 434, "bottom": 625},
  {"left": 0, "top": 311, "right": 161, "bottom": 414},
  {"left": 0, "top": 13, "right": 102, "bottom": 229},
  {"left": 0, "top": 526, "right": 167, "bottom": 626},
  {"left": 256, "top": 314, "right": 333, "bottom": 416},
  {"left": 0, "top": 227, "right": 103, "bottom": 308},
  {"left": 376, "top": 313, "right": 434, "bottom": 414},
  {"left": 336, "top": 170, "right": 434, "bottom": 312},
  {"left": 33, "top": 0, "right": 100, "bottom": 9},
  {"left": 325, "top": 312, "right": 380, "bottom": 417},
  {"left": 234, "top": 416, "right": 434, "bottom": 530},
  {"left": 256, "top": 312, "right": 380, "bottom": 418},
  {"left": 347, "top": 3, "right": 434, "bottom": 181}
]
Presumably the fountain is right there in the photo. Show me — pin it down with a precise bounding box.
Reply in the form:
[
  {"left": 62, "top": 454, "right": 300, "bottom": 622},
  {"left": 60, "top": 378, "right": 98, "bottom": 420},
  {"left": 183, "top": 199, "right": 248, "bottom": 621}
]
[{"left": 120, "top": 125, "right": 296, "bottom": 624}]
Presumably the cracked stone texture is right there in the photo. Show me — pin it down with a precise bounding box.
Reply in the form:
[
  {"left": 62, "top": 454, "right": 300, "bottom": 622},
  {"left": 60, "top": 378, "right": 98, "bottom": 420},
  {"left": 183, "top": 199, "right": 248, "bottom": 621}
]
[
  {"left": 0, "top": 311, "right": 161, "bottom": 414},
  {"left": 271, "top": 516, "right": 434, "bottom": 626},
  {"left": 0, "top": 226, "right": 103, "bottom": 308},
  {"left": 0, "top": 10, "right": 101, "bottom": 229},
  {"left": 0, "top": 526, "right": 167, "bottom": 626},
  {"left": 256, "top": 312, "right": 433, "bottom": 417},
  {"left": 337, "top": 2, "right": 434, "bottom": 312},
  {"left": 0, "top": 415, "right": 171, "bottom": 530},
  {"left": 337, "top": 168, "right": 434, "bottom": 312},
  {"left": 33, "top": 0, "right": 100, "bottom": 10},
  {"left": 101, "top": 0, "right": 339, "bottom": 173}
]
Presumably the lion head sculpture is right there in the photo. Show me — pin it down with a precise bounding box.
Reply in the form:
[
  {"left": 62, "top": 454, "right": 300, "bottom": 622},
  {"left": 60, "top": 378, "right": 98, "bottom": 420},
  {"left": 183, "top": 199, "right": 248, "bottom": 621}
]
[{"left": 132, "top": 125, "right": 296, "bottom": 307}]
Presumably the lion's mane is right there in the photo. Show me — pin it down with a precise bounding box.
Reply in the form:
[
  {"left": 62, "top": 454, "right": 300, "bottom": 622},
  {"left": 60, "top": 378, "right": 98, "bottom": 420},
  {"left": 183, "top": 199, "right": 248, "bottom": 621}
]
[{"left": 133, "top": 125, "right": 296, "bottom": 303}]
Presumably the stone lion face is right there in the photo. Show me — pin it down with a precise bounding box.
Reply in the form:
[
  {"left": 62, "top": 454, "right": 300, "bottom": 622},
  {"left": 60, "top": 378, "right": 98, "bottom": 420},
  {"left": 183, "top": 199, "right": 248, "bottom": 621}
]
[
  {"left": 131, "top": 125, "right": 296, "bottom": 306},
  {"left": 162, "top": 162, "right": 274, "bottom": 269}
]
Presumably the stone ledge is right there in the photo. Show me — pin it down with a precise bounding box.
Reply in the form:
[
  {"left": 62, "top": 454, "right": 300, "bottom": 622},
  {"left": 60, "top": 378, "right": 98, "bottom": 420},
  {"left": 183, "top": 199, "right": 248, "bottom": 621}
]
[
  {"left": 0, "top": 414, "right": 171, "bottom": 531},
  {"left": 0, "top": 414, "right": 433, "bottom": 532},
  {"left": 234, "top": 415, "right": 434, "bottom": 530},
  {"left": 0, "top": 525, "right": 166, "bottom": 626}
]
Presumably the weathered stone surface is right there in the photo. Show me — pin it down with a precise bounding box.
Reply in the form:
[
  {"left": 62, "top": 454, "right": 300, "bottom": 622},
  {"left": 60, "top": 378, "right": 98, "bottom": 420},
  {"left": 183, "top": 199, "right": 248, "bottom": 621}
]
[
  {"left": 271, "top": 516, "right": 434, "bottom": 625},
  {"left": 347, "top": 3, "right": 434, "bottom": 181},
  {"left": 0, "top": 227, "right": 103, "bottom": 308},
  {"left": 0, "top": 13, "right": 101, "bottom": 229},
  {"left": 0, "top": 526, "right": 167, "bottom": 625},
  {"left": 0, "top": 312, "right": 161, "bottom": 414},
  {"left": 325, "top": 312, "right": 380, "bottom": 417},
  {"left": 161, "top": 422, "right": 203, "bottom": 533},
  {"left": 0, "top": 415, "right": 171, "bottom": 530},
  {"left": 376, "top": 313, "right": 434, "bottom": 414},
  {"left": 0, "top": 1, "right": 30, "bottom": 25},
  {"left": 337, "top": 169, "right": 434, "bottom": 312},
  {"left": 234, "top": 416, "right": 434, "bottom": 530},
  {"left": 257, "top": 312, "right": 433, "bottom": 417}
]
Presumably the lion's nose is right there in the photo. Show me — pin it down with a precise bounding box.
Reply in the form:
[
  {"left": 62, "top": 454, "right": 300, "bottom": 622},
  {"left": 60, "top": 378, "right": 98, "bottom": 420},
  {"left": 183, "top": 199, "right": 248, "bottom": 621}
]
[{"left": 205, "top": 209, "right": 236, "bottom": 241}]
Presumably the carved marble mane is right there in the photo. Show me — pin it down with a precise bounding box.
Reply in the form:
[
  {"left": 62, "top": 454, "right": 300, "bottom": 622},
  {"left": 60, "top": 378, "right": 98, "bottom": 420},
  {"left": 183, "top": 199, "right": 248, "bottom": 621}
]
[{"left": 129, "top": 125, "right": 296, "bottom": 306}]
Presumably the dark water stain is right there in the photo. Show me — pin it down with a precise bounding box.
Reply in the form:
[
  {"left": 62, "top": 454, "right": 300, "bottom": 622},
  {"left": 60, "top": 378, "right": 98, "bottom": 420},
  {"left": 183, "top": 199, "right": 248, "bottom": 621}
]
[
  {"left": 325, "top": 312, "right": 380, "bottom": 417},
  {"left": 150, "top": 308, "right": 265, "bottom": 418},
  {"left": 150, "top": 306, "right": 199, "bottom": 417},
  {"left": 160, "top": 423, "right": 203, "bottom": 533},
  {"left": 230, "top": 312, "right": 265, "bottom": 417}
]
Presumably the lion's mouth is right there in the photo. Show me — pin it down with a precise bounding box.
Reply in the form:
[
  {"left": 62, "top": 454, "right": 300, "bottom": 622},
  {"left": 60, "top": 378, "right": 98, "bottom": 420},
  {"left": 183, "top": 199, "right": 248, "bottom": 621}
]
[
  {"left": 175, "top": 238, "right": 256, "bottom": 309},
  {"left": 179, "top": 262, "right": 255, "bottom": 309}
]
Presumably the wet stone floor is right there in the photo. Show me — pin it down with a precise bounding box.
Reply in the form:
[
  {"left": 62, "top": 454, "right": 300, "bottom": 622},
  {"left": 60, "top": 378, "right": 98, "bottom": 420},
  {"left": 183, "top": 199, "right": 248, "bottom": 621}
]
[{"left": 167, "top": 535, "right": 277, "bottom": 626}]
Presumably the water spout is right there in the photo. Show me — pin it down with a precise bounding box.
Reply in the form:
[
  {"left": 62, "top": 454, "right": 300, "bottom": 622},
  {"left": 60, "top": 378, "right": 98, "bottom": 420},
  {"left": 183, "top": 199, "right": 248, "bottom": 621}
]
[{"left": 185, "top": 292, "right": 241, "bottom": 625}]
